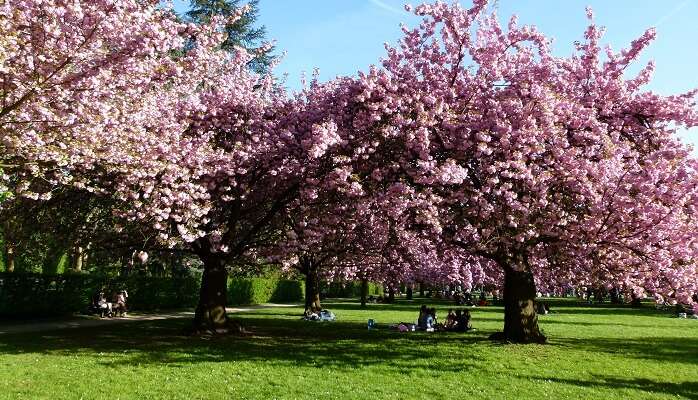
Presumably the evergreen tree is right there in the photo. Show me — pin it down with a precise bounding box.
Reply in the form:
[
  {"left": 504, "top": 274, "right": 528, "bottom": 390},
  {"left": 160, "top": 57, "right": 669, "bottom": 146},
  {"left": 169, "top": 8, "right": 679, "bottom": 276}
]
[{"left": 187, "top": 0, "right": 274, "bottom": 74}]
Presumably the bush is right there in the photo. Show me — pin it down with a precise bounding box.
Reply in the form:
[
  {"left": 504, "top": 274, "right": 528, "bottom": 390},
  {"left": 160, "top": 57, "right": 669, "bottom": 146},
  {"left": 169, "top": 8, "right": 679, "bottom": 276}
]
[
  {"left": 0, "top": 272, "right": 362, "bottom": 316},
  {"left": 0, "top": 273, "right": 95, "bottom": 316},
  {"left": 322, "top": 281, "right": 383, "bottom": 298},
  {"left": 0, "top": 272, "right": 200, "bottom": 317},
  {"left": 227, "top": 278, "right": 304, "bottom": 305},
  {"left": 272, "top": 279, "right": 304, "bottom": 302}
]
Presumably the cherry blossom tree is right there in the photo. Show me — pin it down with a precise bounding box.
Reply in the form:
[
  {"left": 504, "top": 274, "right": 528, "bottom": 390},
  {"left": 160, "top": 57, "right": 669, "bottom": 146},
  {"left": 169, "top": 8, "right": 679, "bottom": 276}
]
[
  {"left": 310, "top": 1, "right": 698, "bottom": 342},
  {"left": 268, "top": 77, "right": 479, "bottom": 313},
  {"left": 0, "top": 0, "right": 304, "bottom": 333},
  {"left": 270, "top": 190, "right": 389, "bottom": 313}
]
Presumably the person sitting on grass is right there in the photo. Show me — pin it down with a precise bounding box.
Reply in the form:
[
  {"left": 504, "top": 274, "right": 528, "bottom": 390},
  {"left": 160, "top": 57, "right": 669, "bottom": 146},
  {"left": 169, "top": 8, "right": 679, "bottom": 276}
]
[
  {"left": 536, "top": 301, "right": 549, "bottom": 315},
  {"left": 445, "top": 309, "right": 457, "bottom": 330},
  {"left": 431, "top": 307, "right": 450, "bottom": 331},
  {"left": 454, "top": 309, "right": 472, "bottom": 332},
  {"left": 425, "top": 308, "right": 436, "bottom": 331},
  {"left": 435, "top": 318, "right": 449, "bottom": 332},
  {"left": 417, "top": 304, "right": 428, "bottom": 328},
  {"left": 418, "top": 307, "right": 435, "bottom": 331}
]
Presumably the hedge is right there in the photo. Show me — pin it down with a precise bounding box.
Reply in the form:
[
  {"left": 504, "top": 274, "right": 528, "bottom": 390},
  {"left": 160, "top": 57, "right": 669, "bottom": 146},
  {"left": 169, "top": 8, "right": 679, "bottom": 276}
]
[
  {"left": 0, "top": 272, "right": 201, "bottom": 317},
  {"left": 227, "top": 278, "right": 304, "bottom": 305},
  {"left": 226, "top": 278, "right": 382, "bottom": 305},
  {"left": 0, "top": 272, "right": 375, "bottom": 316},
  {"left": 321, "top": 281, "right": 383, "bottom": 298}
]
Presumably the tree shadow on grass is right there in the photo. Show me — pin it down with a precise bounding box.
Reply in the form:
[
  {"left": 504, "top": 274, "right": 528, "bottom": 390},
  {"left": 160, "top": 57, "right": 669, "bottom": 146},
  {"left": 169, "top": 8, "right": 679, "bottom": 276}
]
[
  {"left": 549, "top": 335, "right": 698, "bottom": 366},
  {"left": 536, "top": 318, "right": 677, "bottom": 328},
  {"left": 322, "top": 297, "right": 485, "bottom": 309},
  {"left": 550, "top": 308, "right": 671, "bottom": 317},
  {"left": 321, "top": 300, "right": 505, "bottom": 316},
  {"left": 0, "top": 317, "right": 490, "bottom": 374},
  {"left": 528, "top": 374, "right": 698, "bottom": 399},
  {"left": 493, "top": 306, "right": 671, "bottom": 321}
]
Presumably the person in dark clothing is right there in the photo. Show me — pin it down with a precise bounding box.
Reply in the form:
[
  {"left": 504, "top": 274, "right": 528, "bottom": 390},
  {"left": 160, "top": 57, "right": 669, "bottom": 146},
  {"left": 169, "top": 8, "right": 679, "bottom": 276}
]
[
  {"left": 445, "top": 309, "right": 457, "bottom": 330},
  {"left": 536, "top": 301, "right": 549, "bottom": 315},
  {"left": 454, "top": 309, "right": 472, "bottom": 332},
  {"left": 417, "top": 305, "right": 428, "bottom": 328}
]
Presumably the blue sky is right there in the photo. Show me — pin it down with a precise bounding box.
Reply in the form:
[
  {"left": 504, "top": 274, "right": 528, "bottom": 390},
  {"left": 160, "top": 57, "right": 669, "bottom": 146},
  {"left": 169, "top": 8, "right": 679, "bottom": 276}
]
[{"left": 172, "top": 0, "right": 698, "bottom": 149}]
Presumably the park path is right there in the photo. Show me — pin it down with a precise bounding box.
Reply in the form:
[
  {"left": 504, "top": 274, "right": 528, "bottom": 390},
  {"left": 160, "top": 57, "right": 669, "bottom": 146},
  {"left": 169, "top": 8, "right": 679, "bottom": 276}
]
[{"left": 0, "top": 303, "right": 300, "bottom": 335}]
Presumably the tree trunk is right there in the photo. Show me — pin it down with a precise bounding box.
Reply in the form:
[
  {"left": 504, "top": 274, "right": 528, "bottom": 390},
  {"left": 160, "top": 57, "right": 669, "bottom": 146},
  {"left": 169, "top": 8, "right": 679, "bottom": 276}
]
[
  {"left": 72, "top": 246, "right": 83, "bottom": 272},
  {"left": 387, "top": 286, "right": 395, "bottom": 303},
  {"left": 304, "top": 264, "right": 322, "bottom": 313},
  {"left": 406, "top": 285, "right": 413, "bottom": 300},
  {"left": 492, "top": 268, "right": 546, "bottom": 343},
  {"left": 5, "top": 243, "right": 14, "bottom": 273},
  {"left": 192, "top": 254, "right": 237, "bottom": 334},
  {"left": 360, "top": 278, "right": 368, "bottom": 308},
  {"left": 419, "top": 282, "right": 424, "bottom": 297}
]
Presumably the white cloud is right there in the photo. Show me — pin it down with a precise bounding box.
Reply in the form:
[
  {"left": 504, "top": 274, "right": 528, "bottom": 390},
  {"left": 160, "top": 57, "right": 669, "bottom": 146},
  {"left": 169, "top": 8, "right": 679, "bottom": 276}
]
[
  {"left": 653, "top": 0, "right": 691, "bottom": 27},
  {"left": 368, "top": 0, "right": 404, "bottom": 16}
]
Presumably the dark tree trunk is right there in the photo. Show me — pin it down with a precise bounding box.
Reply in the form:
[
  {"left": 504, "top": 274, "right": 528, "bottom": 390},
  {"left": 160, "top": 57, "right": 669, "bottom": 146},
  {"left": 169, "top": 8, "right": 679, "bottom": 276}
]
[
  {"left": 360, "top": 278, "right": 368, "bottom": 308},
  {"left": 406, "top": 285, "right": 413, "bottom": 300},
  {"left": 192, "top": 253, "right": 238, "bottom": 334},
  {"left": 72, "top": 245, "right": 83, "bottom": 272},
  {"left": 303, "top": 260, "right": 321, "bottom": 313},
  {"left": 491, "top": 268, "right": 546, "bottom": 343},
  {"left": 387, "top": 286, "right": 395, "bottom": 303},
  {"left": 2, "top": 220, "right": 14, "bottom": 273},
  {"left": 419, "top": 282, "right": 424, "bottom": 297},
  {"left": 5, "top": 243, "right": 15, "bottom": 273}
]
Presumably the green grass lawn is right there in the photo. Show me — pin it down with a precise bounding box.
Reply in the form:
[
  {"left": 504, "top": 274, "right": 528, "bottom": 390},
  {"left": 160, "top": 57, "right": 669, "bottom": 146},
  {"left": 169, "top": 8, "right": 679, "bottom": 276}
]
[{"left": 0, "top": 298, "right": 696, "bottom": 399}]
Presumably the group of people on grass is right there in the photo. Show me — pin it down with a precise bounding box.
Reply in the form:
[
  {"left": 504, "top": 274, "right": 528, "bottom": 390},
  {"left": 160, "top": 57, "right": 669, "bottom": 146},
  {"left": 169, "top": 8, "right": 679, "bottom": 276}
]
[
  {"left": 92, "top": 289, "right": 128, "bottom": 318},
  {"left": 302, "top": 309, "right": 336, "bottom": 321},
  {"left": 413, "top": 305, "right": 473, "bottom": 332}
]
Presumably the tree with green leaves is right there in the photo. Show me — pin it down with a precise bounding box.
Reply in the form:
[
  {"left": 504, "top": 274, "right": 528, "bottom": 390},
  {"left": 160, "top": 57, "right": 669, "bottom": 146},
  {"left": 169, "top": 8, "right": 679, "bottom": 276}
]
[{"left": 187, "top": 0, "right": 274, "bottom": 74}]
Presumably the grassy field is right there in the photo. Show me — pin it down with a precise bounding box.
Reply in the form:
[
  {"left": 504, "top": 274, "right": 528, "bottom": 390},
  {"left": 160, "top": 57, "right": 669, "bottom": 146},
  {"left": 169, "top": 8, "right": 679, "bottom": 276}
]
[{"left": 0, "top": 298, "right": 696, "bottom": 400}]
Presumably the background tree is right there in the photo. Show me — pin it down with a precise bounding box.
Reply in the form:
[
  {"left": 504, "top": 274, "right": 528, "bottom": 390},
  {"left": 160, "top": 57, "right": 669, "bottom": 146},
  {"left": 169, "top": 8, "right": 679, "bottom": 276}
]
[
  {"left": 0, "top": 0, "right": 286, "bottom": 333},
  {"left": 0, "top": 185, "right": 161, "bottom": 275},
  {"left": 187, "top": 0, "right": 274, "bottom": 74},
  {"left": 272, "top": 195, "right": 385, "bottom": 314},
  {"left": 305, "top": 1, "right": 698, "bottom": 343}
]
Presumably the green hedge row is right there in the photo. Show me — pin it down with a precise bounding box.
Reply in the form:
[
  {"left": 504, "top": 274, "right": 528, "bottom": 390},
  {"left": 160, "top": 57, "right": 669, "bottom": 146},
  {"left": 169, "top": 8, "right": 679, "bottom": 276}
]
[
  {"left": 322, "top": 281, "right": 383, "bottom": 298},
  {"left": 227, "top": 278, "right": 304, "bottom": 305},
  {"left": 0, "top": 272, "right": 377, "bottom": 316},
  {"left": 0, "top": 272, "right": 201, "bottom": 317},
  {"left": 226, "top": 278, "right": 383, "bottom": 304}
]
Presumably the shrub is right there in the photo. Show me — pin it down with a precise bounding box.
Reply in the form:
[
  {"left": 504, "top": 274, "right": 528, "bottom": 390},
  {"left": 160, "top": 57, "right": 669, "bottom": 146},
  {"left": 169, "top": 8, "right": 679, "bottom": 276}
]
[
  {"left": 227, "top": 278, "right": 304, "bottom": 305},
  {"left": 322, "top": 281, "right": 383, "bottom": 298},
  {"left": 0, "top": 272, "right": 200, "bottom": 317},
  {"left": 272, "top": 279, "right": 304, "bottom": 303},
  {"left": 0, "top": 272, "right": 368, "bottom": 316}
]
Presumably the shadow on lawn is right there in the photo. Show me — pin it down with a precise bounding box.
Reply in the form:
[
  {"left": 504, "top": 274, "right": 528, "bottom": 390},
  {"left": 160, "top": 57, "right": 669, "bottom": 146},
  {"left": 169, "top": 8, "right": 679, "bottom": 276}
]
[
  {"left": 321, "top": 299, "right": 665, "bottom": 318},
  {"left": 549, "top": 336, "right": 698, "bottom": 366},
  {"left": 537, "top": 317, "right": 677, "bottom": 328},
  {"left": 529, "top": 374, "right": 698, "bottom": 399},
  {"left": 321, "top": 300, "right": 504, "bottom": 315},
  {"left": 0, "top": 317, "right": 490, "bottom": 373}
]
